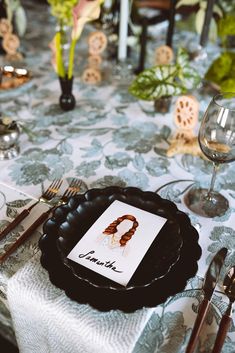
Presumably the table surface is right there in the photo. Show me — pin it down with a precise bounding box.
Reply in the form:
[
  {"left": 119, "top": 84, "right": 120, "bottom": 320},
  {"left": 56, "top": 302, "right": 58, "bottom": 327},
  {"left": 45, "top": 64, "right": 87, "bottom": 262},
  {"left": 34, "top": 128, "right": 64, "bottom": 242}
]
[{"left": 0, "top": 1, "right": 235, "bottom": 352}]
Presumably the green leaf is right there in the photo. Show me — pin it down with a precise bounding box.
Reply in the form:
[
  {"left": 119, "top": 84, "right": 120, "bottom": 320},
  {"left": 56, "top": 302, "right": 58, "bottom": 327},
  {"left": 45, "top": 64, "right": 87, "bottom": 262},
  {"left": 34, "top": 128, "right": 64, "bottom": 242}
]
[
  {"left": 176, "top": 48, "right": 190, "bottom": 68},
  {"left": 205, "top": 52, "right": 233, "bottom": 85},
  {"left": 220, "top": 78, "right": 235, "bottom": 92},
  {"left": 179, "top": 65, "right": 201, "bottom": 89},
  {"left": 129, "top": 66, "right": 185, "bottom": 100},
  {"left": 218, "top": 15, "right": 235, "bottom": 41}
]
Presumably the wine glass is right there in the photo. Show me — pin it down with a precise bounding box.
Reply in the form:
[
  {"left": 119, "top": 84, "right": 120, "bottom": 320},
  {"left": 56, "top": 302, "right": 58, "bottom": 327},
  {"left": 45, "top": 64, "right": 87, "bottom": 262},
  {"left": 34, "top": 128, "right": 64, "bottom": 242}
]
[{"left": 184, "top": 92, "right": 235, "bottom": 218}]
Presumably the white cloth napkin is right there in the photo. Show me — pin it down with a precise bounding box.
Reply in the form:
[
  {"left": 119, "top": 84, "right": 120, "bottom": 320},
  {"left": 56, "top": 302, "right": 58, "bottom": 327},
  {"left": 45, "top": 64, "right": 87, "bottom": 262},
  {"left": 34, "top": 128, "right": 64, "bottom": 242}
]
[{"left": 7, "top": 253, "right": 154, "bottom": 353}]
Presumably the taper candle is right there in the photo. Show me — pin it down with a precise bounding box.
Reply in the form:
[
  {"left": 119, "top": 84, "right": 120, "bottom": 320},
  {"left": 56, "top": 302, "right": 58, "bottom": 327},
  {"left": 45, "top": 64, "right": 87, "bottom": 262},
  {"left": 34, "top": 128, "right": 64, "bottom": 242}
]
[{"left": 118, "top": 0, "right": 129, "bottom": 61}]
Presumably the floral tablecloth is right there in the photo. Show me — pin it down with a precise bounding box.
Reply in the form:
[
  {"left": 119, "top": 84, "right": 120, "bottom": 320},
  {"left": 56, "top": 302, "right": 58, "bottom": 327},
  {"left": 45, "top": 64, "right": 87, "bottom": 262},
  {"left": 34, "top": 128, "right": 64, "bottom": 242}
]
[{"left": 0, "top": 1, "right": 235, "bottom": 352}]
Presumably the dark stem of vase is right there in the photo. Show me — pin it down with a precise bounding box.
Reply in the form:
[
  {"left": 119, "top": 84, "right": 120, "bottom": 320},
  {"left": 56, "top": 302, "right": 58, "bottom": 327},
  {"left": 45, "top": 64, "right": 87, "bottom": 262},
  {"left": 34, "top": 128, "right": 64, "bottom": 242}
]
[{"left": 59, "top": 76, "right": 76, "bottom": 111}]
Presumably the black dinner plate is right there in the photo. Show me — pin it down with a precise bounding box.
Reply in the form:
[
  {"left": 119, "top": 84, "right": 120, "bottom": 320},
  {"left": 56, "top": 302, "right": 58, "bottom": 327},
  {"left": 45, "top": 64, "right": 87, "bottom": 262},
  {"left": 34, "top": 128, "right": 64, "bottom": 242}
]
[
  {"left": 39, "top": 187, "right": 201, "bottom": 312},
  {"left": 57, "top": 187, "right": 183, "bottom": 290}
]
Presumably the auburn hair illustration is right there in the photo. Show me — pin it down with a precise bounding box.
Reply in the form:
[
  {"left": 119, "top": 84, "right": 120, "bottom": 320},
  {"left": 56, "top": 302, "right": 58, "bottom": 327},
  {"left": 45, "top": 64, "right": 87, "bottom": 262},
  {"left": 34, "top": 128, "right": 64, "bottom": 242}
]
[{"left": 103, "top": 214, "right": 139, "bottom": 246}]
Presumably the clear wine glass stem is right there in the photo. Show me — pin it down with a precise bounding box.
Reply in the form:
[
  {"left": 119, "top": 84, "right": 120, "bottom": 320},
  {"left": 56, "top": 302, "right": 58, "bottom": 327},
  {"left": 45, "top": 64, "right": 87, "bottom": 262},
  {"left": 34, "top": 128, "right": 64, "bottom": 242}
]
[{"left": 207, "top": 162, "right": 219, "bottom": 197}]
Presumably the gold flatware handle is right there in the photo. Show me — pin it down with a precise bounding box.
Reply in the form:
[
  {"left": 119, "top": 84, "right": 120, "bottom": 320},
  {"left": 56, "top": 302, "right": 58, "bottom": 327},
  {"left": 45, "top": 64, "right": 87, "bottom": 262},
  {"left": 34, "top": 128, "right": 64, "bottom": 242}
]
[
  {"left": 186, "top": 298, "right": 210, "bottom": 353},
  {"left": 0, "top": 209, "right": 51, "bottom": 263},
  {"left": 211, "top": 314, "right": 232, "bottom": 353},
  {"left": 0, "top": 208, "right": 30, "bottom": 241}
]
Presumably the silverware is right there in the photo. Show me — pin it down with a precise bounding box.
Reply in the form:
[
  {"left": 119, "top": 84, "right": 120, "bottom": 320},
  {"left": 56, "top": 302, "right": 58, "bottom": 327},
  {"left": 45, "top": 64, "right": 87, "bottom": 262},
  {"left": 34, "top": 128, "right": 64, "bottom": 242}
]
[
  {"left": 0, "top": 179, "right": 80, "bottom": 263},
  {"left": 186, "top": 247, "right": 228, "bottom": 353},
  {"left": 211, "top": 266, "right": 235, "bottom": 353},
  {"left": 0, "top": 179, "right": 63, "bottom": 242}
]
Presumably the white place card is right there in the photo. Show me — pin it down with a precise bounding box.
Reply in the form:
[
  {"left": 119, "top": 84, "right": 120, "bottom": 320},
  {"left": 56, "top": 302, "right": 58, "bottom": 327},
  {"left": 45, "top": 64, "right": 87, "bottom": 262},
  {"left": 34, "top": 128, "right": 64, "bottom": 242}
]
[{"left": 67, "top": 200, "right": 167, "bottom": 286}]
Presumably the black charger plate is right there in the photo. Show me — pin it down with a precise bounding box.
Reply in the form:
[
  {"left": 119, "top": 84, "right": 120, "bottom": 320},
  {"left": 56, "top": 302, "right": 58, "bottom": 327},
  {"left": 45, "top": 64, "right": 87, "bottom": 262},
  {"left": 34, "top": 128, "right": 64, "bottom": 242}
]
[{"left": 39, "top": 187, "right": 201, "bottom": 312}]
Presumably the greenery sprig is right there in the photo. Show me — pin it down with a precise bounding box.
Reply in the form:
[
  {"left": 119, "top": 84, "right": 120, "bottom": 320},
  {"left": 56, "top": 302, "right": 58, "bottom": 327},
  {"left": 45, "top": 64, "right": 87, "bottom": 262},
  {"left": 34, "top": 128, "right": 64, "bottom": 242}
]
[{"left": 205, "top": 52, "right": 235, "bottom": 92}]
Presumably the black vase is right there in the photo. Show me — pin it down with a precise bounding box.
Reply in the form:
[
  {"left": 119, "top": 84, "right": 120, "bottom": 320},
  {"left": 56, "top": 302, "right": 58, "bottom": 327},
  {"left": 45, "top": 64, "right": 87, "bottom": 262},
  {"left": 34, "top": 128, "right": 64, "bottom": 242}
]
[{"left": 59, "top": 76, "right": 76, "bottom": 111}]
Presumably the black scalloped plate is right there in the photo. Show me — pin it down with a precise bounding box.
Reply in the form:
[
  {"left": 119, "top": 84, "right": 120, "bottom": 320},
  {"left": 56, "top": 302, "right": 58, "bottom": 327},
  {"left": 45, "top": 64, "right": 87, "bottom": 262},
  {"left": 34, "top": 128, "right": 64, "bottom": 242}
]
[
  {"left": 39, "top": 187, "right": 201, "bottom": 312},
  {"left": 57, "top": 187, "right": 183, "bottom": 291}
]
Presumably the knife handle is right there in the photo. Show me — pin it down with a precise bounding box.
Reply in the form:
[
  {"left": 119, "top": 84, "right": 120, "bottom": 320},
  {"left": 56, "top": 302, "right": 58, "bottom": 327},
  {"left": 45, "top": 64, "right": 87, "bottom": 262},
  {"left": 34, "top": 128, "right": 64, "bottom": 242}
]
[
  {"left": 211, "top": 314, "right": 232, "bottom": 353},
  {"left": 186, "top": 298, "right": 210, "bottom": 353},
  {"left": 0, "top": 208, "right": 30, "bottom": 241},
  {"left": 0, "top": 209, "right": 51, "bottom": 263}
]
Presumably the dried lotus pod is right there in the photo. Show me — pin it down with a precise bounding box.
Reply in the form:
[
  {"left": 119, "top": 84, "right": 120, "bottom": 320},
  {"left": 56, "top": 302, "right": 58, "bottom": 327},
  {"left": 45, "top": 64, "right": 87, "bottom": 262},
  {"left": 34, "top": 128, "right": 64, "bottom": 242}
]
[
  {"left": 170, "top": 128, "right": 195, "bottom": 143},
  {"left": 87, "top": 55, "right": 102, "bottom": 68},
  {"left": 82, "top": 67, "right": 101, "bottom": 84},
  {"left": 0, "top": 19, "right": 12, "bottom": 36},
  {"left": 88, "top": 31, "right": 107, "bottom": 55},
  {"left": 155, "top": 45, "right": 174, "bottom": 65},
  {"left": 2, "top": 33, "right": 20, "bottom": 55},
  {"left": 174, "top": 95, "right": 199, "bottom": 130}
]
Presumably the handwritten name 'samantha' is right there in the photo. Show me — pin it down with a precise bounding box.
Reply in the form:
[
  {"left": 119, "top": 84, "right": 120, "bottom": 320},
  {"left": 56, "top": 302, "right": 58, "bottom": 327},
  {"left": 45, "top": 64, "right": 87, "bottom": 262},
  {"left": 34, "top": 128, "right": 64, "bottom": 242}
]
[{"left": 78, "top": 250, "right": 123, "bottom": 273}]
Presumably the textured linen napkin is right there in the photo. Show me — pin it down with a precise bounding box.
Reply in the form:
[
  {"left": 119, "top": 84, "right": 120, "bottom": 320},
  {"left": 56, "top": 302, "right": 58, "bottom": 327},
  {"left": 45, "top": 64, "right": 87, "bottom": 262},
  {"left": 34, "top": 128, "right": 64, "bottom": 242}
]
[{"left": 7, "top": 252, "right": 154, "bottom": 353}]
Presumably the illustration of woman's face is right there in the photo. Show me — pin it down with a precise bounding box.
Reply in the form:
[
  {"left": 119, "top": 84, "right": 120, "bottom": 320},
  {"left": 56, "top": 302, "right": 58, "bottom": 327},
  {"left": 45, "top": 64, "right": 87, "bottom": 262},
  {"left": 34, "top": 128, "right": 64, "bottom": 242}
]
[{"left": 114, "top": 219, "right": 133, "bottom": 239}]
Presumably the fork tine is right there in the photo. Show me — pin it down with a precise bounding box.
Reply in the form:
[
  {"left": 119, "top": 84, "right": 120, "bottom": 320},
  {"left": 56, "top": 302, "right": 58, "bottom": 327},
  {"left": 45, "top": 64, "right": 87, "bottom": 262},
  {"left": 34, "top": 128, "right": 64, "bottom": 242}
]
[
  {"left": 50, "top": 179, "right": 63, "bottom": 197},
  {"left": 43, "top": 179, "right": 58, "bottom": 197},
  {"left": 62, "top": 179, "right": 80, "bottom": 199},
  {"left": 44, "top": 179, "right": 63, "bottom": 199}
]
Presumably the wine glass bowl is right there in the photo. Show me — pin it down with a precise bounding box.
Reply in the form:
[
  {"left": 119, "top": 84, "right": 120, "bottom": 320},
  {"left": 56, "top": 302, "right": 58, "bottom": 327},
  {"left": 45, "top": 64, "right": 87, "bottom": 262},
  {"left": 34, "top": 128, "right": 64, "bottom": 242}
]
[{"left": 184, "top": 92, "right": 235, "bottom": 218}]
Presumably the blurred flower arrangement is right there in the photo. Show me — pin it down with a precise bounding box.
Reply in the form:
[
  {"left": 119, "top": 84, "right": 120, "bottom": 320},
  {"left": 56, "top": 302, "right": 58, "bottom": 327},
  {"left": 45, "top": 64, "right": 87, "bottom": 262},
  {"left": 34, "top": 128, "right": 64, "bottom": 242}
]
[{"left": 48, "top": 0, "right": 103, "bottom": 80}]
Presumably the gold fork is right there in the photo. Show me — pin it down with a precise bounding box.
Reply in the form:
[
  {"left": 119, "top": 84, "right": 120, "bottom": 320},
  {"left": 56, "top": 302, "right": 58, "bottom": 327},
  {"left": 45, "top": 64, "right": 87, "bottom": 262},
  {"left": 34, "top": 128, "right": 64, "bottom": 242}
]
[
  {"left": 0, "top": 179, "right": 63, "bottom": 242},
  {"left": 0, "top": 179, "right": 80, "bottom": 263}
]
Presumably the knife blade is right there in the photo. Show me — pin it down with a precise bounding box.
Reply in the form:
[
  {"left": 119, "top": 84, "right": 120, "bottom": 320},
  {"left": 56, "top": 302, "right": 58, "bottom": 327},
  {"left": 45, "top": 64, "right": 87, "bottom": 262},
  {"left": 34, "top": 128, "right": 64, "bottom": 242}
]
[{"left": 186, "top": 247, "right": 228, "bottom": 353}]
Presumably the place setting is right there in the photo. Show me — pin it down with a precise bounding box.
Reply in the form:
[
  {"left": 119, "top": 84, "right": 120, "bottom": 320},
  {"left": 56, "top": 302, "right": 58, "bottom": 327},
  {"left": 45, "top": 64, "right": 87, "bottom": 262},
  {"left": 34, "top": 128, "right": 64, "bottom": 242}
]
[{"left": 38, "top": 185, "right": 201, "bottom": 312}]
